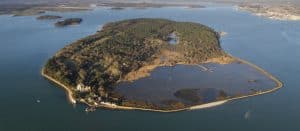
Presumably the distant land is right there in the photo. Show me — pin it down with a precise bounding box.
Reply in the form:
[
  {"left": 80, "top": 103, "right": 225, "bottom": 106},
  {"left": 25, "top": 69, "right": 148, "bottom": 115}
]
[
  {"left": 1, "top": 0, "right": 300, "bottom": 21},
  {"left": 42, "top": 18, "right": 282, "bottom": 112},
  {"left": 0, "top": 2, "right": 205, "bottom": 16},
  {"left": 37, "top": 15, "right": 62, "bottom": 20},
  {"left": 55, "top": 18, "right": 82, "bottom": 27},
  {"left": 238, "top": 4, "right": 300, "bottom": 21}
]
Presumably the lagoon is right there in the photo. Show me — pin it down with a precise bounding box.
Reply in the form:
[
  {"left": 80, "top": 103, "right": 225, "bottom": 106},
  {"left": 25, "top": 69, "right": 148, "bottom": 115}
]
[{"left": 116, "top": 62, "right": 277, "bottom": 107}]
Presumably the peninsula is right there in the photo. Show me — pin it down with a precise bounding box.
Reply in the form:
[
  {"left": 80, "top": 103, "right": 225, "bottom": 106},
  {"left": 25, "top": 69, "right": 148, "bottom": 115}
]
[{"left": 42, "top": 18, "right": 282, "bottom": 112}]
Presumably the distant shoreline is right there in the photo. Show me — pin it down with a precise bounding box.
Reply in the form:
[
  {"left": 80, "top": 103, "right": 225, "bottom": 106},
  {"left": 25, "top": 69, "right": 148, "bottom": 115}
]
[
  {"left": 238, "top": 4, "right": 300, "bottom": 21},
  {"left": 0, "top": 2, "right": 205, "bottom": 16},
  {"left": 41, "top": 56, "right": 283, "bottom": 113}
]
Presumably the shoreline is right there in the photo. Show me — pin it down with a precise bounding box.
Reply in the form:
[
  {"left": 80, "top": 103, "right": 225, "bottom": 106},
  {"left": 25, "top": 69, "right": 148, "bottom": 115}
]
[
  {"left": 41, "top": 68, "right": 76, "bottom": 104},
  {"left": 41, "top": 57, "right": 283, "bottom": 113},
  {"left": 0, "top": 2, "right": 204, "bottom": 16},
  {"left": 238, "top": 5, "right": 300, "bottom": 21}
]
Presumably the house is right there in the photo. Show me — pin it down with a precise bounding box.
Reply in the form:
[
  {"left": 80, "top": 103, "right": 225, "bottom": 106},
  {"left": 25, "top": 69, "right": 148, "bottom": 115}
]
[{"left": 76, "top": 83, "right": 91, "bottom": 92}]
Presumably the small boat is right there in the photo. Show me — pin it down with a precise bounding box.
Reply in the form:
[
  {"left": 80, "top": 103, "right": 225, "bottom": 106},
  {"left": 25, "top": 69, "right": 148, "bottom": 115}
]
[
  {"left": 36, "top": 99, "right": 41, "bottom": 103},
  {"left": 85, "top": 107, "right": 96, "bottom": 112}
]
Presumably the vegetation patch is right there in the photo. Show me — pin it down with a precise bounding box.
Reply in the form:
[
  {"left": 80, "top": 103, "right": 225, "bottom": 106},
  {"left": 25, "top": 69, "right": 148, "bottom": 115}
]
[
  {"left": 44, "top": 18, "right": 234, "bottom": 109},
  {"left": 174, "top": 89, "right": 201, "bottom": 103},
  {"left": 37, "top": 15, "right": 62, "bottom": 20}
]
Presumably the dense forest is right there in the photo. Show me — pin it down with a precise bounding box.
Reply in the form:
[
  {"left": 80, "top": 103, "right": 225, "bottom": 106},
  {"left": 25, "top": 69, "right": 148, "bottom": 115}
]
[{"left": 44, "top": 18, "right": 227, "bottom": 107}]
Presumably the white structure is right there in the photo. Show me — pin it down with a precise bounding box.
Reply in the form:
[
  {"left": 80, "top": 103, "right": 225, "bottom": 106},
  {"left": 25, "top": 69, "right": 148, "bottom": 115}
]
[{"left": 76, "top": 83, "right": 91, "bottom": 92}]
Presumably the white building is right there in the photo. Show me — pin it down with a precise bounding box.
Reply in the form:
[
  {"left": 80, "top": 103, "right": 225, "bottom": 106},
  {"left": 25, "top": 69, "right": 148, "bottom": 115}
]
[{"left": 76, "top": 83, "right": 91, "bottom": 92}]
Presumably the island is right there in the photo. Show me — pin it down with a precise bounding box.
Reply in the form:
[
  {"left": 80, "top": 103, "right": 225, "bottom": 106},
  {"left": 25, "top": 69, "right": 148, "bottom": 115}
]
[
  {"left": 42, "top": 18, "right": 282, "bottom": 112},
  {"left": 37, "top": 15, "right": 62, "bottom": 20},
  {"left": 55, "top": 18, "right": 82, "bottom": 27},
  {"left": 13, "top": 9, "right": 45, "bottom": 17},
  {"left": 110, "top": 7, "right": 125, "bottom": 10},
  {"left": 187, "top": 5, "right": 206, "bottom": 9}
]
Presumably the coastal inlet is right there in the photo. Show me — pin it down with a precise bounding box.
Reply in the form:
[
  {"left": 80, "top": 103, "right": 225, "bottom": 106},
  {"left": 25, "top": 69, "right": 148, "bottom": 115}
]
[{"left": 115, "top": 61, "right": 278, "bottom": 109}]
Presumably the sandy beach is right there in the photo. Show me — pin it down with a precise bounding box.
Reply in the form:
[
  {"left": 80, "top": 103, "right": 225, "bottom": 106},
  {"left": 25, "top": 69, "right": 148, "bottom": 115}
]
[
  {"left": 189, "top": 100, "right": 228, "bottom": 110},
  {"left": 41, "top": 68, "right": 76, "bottom": 104}
]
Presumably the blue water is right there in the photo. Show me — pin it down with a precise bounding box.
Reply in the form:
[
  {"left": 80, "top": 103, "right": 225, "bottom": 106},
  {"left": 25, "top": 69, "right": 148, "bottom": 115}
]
[{"left": 0, "top": 5, "right": 300, "bottom": 130}]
